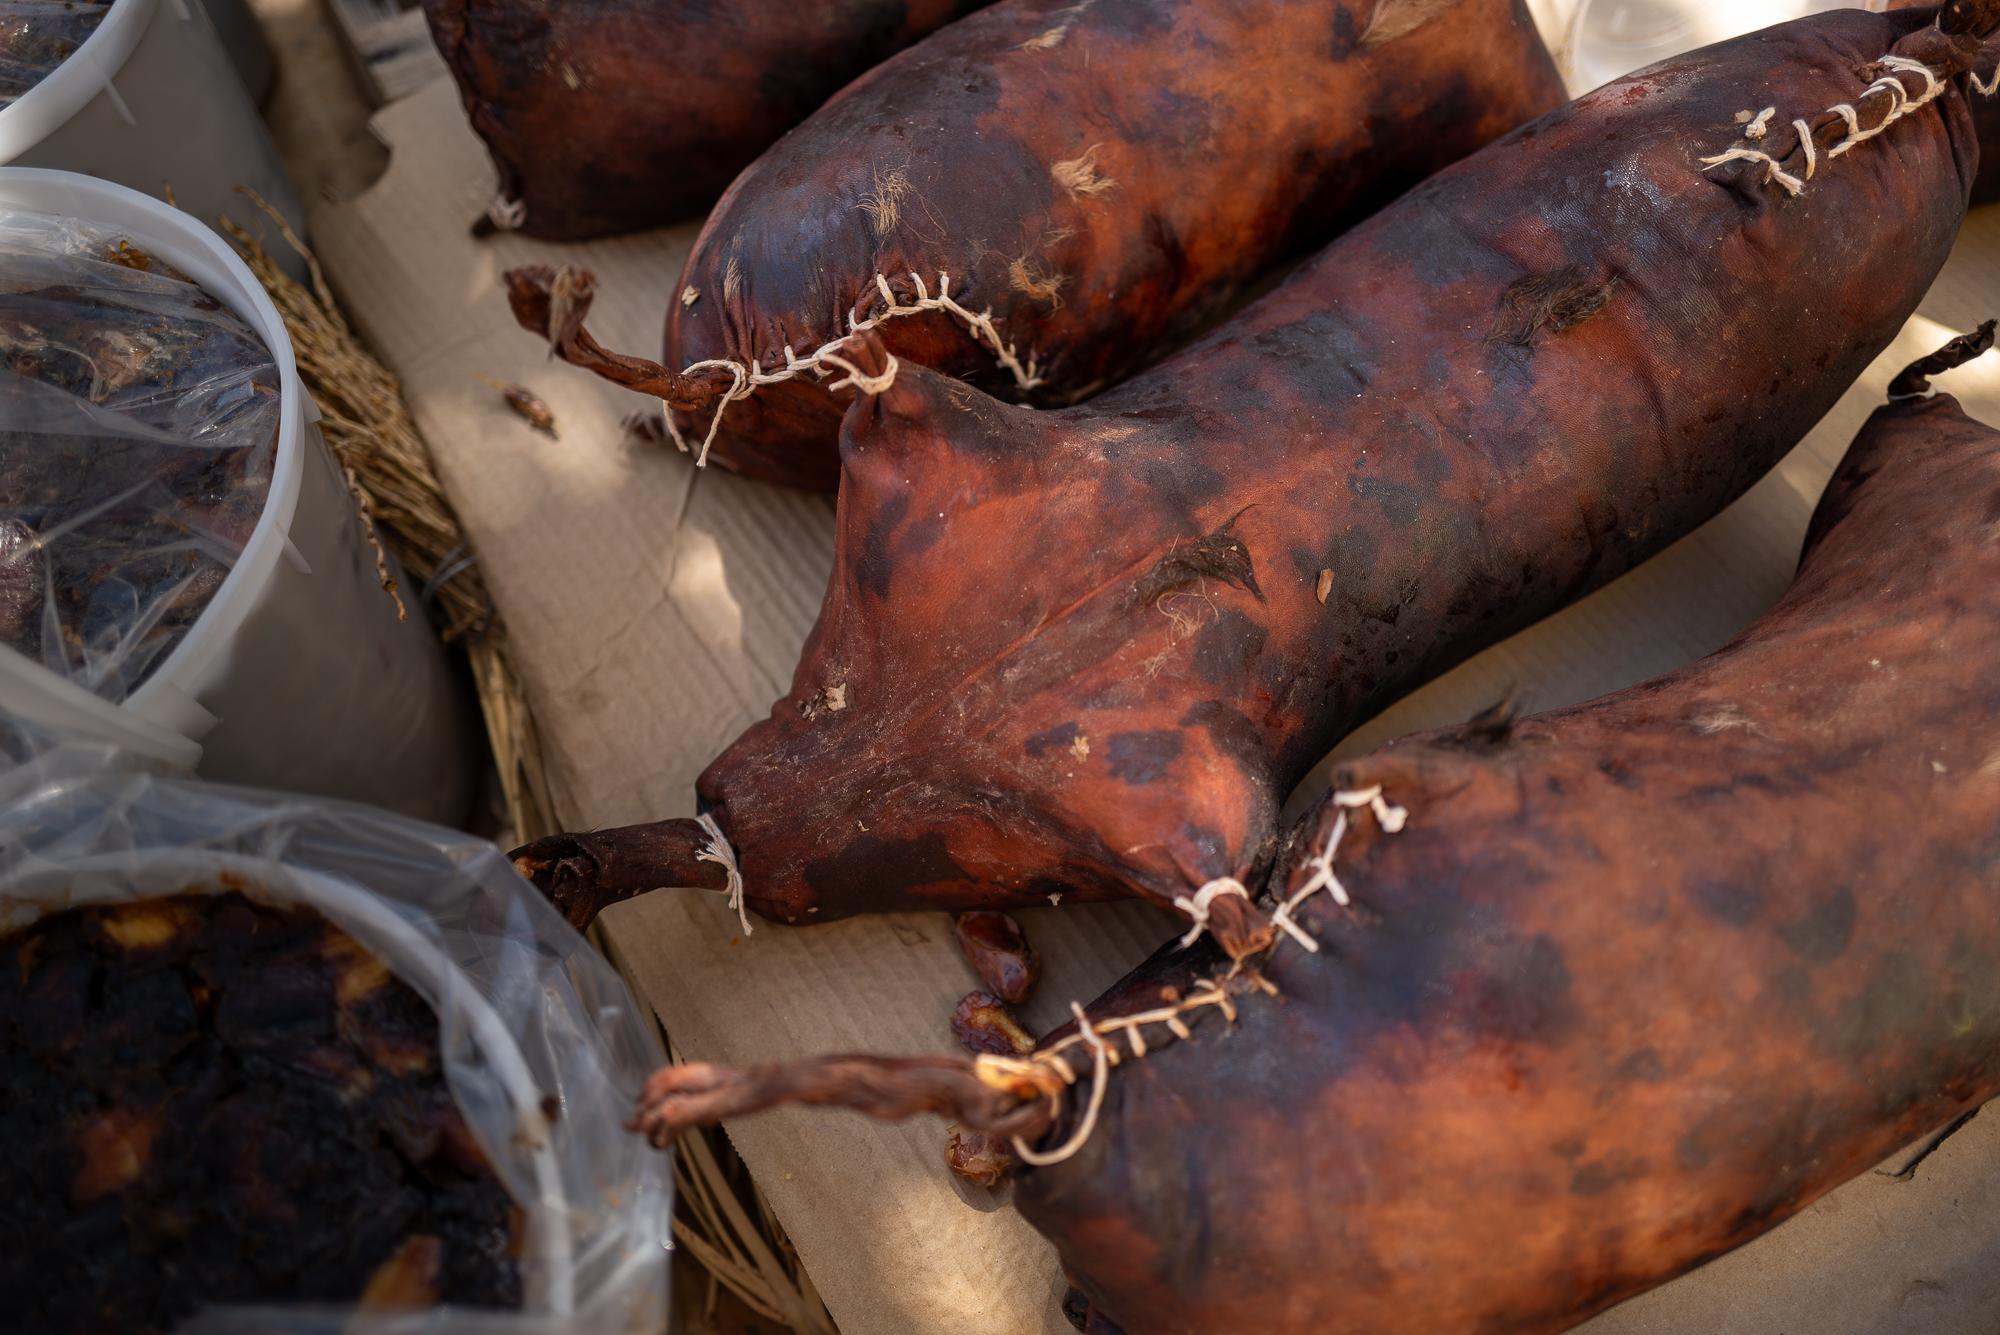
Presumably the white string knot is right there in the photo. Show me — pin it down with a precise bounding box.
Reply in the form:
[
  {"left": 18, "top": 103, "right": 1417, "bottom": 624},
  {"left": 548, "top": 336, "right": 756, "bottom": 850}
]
[
  {"left": 1698, "top": 147, "right": 1806, "bottom": 196},
  {"left": 819, "top": 347, "right": 901, "bottom": 395},
  {"left": 1742, "top": 106, "right": 1776, "bottom": 139},
  {"left": 662, "top": 268, "right": 1043, "bottom": 466},
  {"left": 1012, "top": 1003, "right": 1109, "bottom": 1167},
  {"left": 695, "top": 811, "right": 750, "bottom": 936},
  {"left": 1173, "top": 877, "right": 1250, "bottom": 949}
]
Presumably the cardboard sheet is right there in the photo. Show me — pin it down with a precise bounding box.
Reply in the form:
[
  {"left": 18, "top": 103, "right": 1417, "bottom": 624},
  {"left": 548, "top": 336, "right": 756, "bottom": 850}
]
[{"left": 313, "top": 76, "right": 2000, "bottom": 1335}]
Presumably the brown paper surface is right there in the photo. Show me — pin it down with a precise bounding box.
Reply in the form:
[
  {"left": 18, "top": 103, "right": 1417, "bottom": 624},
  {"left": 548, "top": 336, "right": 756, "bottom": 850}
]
[{"left": 314, "top": 76, "right": 2000, "bottom": 1335}]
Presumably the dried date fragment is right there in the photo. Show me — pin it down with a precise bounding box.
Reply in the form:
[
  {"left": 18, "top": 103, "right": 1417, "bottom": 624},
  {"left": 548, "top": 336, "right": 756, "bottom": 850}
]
[
  {"left": 478, "top": 374, "right": 557, "bottom": 437},
  {"left": 945, "top": 1125, "right": 1013, "bottom": 1189},
  {"left": 951, "top": 990, "right": 1035, "bottom": 1057},
  {"left": 0, "top": 890, "right": 524, "bottom": 1333},
  {"left": 954, "top": 910, "right": 1038, "bottom": 1004}
]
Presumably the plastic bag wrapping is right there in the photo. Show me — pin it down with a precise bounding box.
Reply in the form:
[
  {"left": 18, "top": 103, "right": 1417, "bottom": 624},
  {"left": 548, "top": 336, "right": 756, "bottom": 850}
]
[
  {"left": 0, "top": 1, "right": 110, "bottom": 107},
  {"left": 0, "top": 203, "right": 278, "bottom": 704},
  {"left": 0, "top": 731, "right": 672, "bottom": 1334}
]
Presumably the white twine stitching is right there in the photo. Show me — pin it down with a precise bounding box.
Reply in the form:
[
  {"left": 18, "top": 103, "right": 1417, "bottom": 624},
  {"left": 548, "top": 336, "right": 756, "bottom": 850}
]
[
  {"left": 1173, "top": 877, "right": 1250, "bottom": 949},
  {"left": 1273, "top": 810, "right": 1349, "bottom": 952},
  {"left": 1792, "top": 118, "right": 1818, "bottom": 181},
  {"left": 999, "top": 787, "right": 1407, "bottom": 1165},
  {"left": 695, "top": 812, "right": 750, "bottom": 936},
  {"left": 1743, "top": 106, "right": 1776, "bottom": 139},
  {"left": 1700, "top": 51, "right": 1953, "bottom": 197},
  {"left": 1880, "top": 54, "right": 1942, "bottom": 102},
  {"left": 1825, "top": 59, "right": 1922, "bottom": 160},
  {"left": 662, "top": 269, "right": 1044, "bottom": 466},
  {"left": 1974, "top": 61, "right": 2000, "bottom": 97},
  {"left": 485, "top": 192, "right": 526, "bottom": 231},
  {"left": 1270, "top": 784, "right": 1409, "bottom": 952}
]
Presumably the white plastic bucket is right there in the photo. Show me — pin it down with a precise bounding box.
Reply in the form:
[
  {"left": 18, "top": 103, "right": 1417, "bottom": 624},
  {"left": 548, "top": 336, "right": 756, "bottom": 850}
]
[
  {"left": 0, "top": 168, "right": 475, "bottom": 824},
  {"left": 197, "top": 0, "right": 277, "bottom": 105},
  {"left": 0, "top": 848, "right": 576, "bottom": 1317},
  {"left": 0, "top": 0, "right": 305, "bottom": 275}
]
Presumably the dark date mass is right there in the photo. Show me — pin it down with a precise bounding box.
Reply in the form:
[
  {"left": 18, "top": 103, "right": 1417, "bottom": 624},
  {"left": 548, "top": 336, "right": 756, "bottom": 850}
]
[{"left": 0, "top": 890, "right": 525, "bottom": 1333}]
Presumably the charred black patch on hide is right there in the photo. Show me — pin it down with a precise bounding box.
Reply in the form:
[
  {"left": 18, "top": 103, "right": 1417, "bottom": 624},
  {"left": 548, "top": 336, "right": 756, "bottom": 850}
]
[
  {"left": 1025, "top": 721, "right": 1083, "bottom": 758},
  {"left": 1688, "top": 874, "right": 1767, "bottom": 928},
  {"left": 1193, "top": 610, "right": 1268, "bottom": 684},
  {"left": 1460, "top": 933, "right": 1580, "bottom": 1046},
  {"left": 1777, "top": 887, "right": 1857, "bottom": 964},
  {"left": 1344, "top": 872, "right": 1581, "bottom": 1053},
  {"left": 804, "top": 830, "right": 968, "bottom": 912},
  {"left": 1596, "top": 757, "right": 1643, "bottom": 790},
  {"left": 1614, "top": 1046, "right": 1667, "bottom": 1084},
  {"left": 855, "top": 491, "right": 910, "bottom": 599},
  {"left": 1106, "top": 731, "right": 1183, "bottom": 785},
  {"left": 1817, "top": 950, "right": 1930, "bottom": 1067},
  {"left": 1570, "top": 1155, "right": 1647, "bottom": 1196},
  {"left": 1348, "top": 474, "right": 1422, "bottom": 529},
  {"left": 1180, "top": 700, "right": 1269, "bottom": 777}
]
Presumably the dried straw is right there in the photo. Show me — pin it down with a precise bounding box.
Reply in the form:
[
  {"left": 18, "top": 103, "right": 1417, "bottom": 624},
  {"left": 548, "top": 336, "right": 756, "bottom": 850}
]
[
  {"left": 226, "top": 196, "right": 830, "bottom": 1331},
  {"left": 672, "top": 1117, "right": 839, "bottom": 1334}
]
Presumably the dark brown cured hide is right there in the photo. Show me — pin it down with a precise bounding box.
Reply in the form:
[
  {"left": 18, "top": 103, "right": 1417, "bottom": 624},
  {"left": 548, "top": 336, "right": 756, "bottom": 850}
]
[
  {"left": 1020, "top": 363, "right": 2000, "bottom": 1335},
  {"left": 421, "top": 0, "right": 989, "bottom": 241},
  {"left": 624, "top": 327, "right": 2000, "bottom": 1334},
  {"left": 1890, "top": 2, "right": 2000, "bottom": 199},
  {"left": 659, "top": 0, "right": 1566, "bottom": 488},
  {"left": 0, "top": 891, "right": 523, "bottom": 1332},
  {"left": 679, "top": 6, "right": 1984, "bottom": 927}
]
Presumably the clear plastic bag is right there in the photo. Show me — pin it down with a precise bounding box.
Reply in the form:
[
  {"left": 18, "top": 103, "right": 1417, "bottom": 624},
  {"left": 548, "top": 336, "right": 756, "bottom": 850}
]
[
  {"left": 0, "top": 729, "right": 672, "bottom": 1333},
  {"left": 1560, "top": 0, "right": 1887, "bottom": 92},
  {"left": 0, "top": 1, "right": 110, "bottom": 107},
  {"left": 0, "top": 203, "right": 278, "bottom": 703}
]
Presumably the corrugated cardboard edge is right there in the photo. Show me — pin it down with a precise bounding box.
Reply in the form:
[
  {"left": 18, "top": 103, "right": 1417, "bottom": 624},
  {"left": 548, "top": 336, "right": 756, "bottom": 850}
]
[{"left": 314, "top": 78, "right": 2000, "bottom": 1335}]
